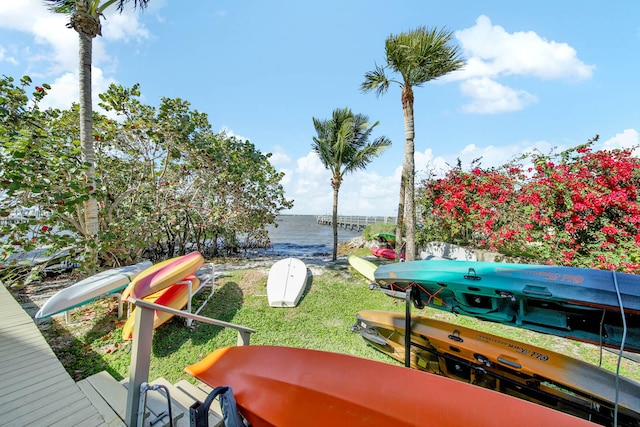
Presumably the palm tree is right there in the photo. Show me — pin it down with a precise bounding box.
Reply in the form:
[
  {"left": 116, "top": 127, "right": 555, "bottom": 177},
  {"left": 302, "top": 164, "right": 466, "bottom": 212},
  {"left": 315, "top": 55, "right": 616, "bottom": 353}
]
[
  {"left": 312, "top": 107, "right": 391, "bottom": 261},
  {"left": 361, "top": 26, "right": 465, "bottom": 261},
  {"left": 45, "top": 0, "right": 149, "bottom": 257}
]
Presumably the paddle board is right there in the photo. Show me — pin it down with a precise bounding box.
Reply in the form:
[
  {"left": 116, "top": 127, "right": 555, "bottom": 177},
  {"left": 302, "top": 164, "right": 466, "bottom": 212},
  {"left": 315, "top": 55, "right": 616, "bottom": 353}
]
[
  {"left": 354, "top": 310, "right": 640, "bottom": 426},
  {"left": 121, "top": 275, "right": 200, "bottom": 340},
  {"left": 348, "top": 255, "right": 377, "bottom": 282},
  {"left": 373, "top": 259, "right": 640, "bottom": 352},
  {"left": 185, "top": 345, "right": 595, "bottom": 427},
  {"left": 34, "top": 260, "right": 152, "bottom": 319},
  {"left": 125, "top": 251, "right": 204, "bottom": 299},
  {"left": 266, "top": 258, "right": 308, "bottom": 307}
]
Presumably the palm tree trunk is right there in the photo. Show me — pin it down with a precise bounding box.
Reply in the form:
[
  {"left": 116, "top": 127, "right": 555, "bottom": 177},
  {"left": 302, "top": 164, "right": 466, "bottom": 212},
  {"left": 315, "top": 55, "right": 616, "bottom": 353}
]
[
  {"left": 331, "top": 185, "right": 339, "bottom": 261},
  {"left": 79, "top": 32, "right": 99, "bottom": 238},
  {"left": 395, "top": 176, "right": 405, "bottom": 262},
  {"left": 402, "top": 90, "right": 416, "bottom": 261}
]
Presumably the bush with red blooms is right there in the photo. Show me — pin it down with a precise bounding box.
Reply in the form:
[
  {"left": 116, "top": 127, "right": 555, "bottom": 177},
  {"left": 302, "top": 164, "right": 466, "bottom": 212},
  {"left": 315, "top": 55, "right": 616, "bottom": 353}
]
[{"left": 417, "top": 136, "right": 640, "bottom": 273}]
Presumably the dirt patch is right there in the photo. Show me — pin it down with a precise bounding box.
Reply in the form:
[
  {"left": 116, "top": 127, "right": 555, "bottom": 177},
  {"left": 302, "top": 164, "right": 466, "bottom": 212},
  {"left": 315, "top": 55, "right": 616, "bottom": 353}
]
[{"left": 239, "top": 269, "right": 267, "bottom": 294}]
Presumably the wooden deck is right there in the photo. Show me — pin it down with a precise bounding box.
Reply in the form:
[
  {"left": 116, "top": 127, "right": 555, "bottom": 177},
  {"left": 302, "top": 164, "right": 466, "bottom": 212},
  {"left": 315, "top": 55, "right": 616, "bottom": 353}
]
[{"left": 0, "top": 284, "right": 112, "bottom": 427}]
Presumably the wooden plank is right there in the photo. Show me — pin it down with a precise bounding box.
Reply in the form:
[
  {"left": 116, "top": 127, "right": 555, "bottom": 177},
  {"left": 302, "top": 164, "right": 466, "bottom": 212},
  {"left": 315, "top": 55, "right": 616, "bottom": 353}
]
[
  {"left": 77, "top": 378, "right": 126, "bottom": 427},
  {"left": 0, "top": 371, "right": 70, "bottom": 404},
  {"left": 0, "top": 384, "right": 80, "bottom": 426},
  {"left": 0, "top": 285, "right": 109, "bottom": 427}
]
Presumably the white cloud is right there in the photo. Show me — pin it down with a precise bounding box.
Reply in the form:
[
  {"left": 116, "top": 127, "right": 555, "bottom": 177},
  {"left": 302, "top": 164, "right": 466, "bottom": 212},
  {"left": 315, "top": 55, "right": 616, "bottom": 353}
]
[
  {"left": 268, "top": 145, "right": 292, "bottom": 167},
  {"left": 602, "top": 129, "right": 640, "bottom": 156},
  {"left": 0, "top": 0, "right": 152, "bottom": 109},
  {"left": 460, "top": 77, "right": 537, "bottom": 113},
  {"left": 0, "top": 46, "right": 18, "bottom": 65},
  {"left": 451, "top": 15, "right": 594, "bottom": 115},
  {"left": 454, "top": 15, "right": 594, "bottom": 81}
]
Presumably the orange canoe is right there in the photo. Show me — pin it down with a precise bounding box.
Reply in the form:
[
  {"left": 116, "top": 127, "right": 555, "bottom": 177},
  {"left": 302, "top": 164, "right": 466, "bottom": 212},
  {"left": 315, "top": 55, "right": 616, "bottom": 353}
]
[
  {"left": 354, "top": 310, "right": 640, "bottom": 426},
  {"left": 185, "top": 345, "right": 596, "bottom": 427},
  {"left": 121, "top": 275, "right": 200, "bottom": 340},
  {"left": 124, "top": 251, "right": 204, "bottom": 299}
]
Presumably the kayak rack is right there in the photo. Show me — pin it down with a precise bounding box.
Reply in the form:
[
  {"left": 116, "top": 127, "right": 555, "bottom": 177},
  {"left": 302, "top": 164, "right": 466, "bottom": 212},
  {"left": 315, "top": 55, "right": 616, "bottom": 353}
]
[{"left": 178, "top": 262, "right": 216, "bottom": 327}]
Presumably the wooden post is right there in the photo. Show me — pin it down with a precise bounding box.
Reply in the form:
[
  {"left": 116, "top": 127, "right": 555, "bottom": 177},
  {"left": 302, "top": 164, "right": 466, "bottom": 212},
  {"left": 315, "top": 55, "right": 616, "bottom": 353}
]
[{"left": 125, "top": 304, "right": 155, "bottom": 427}]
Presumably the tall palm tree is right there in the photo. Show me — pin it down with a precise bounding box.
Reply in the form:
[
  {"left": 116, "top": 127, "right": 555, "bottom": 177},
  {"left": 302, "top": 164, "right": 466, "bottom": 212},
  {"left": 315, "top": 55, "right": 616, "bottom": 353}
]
[
  {"left": 312, "top": 107, "right": 391, "bottom": 261},
  {"left": 361, "top": 26, "right": 465, "bottom": 261},
  {"left": 45, "top": 0, "right": 149, "bottom": 250}
]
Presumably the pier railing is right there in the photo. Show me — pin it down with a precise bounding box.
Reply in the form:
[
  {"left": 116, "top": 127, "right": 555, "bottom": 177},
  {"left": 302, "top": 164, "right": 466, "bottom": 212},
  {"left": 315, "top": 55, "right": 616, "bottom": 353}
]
[{"left": 316, "top": 215, "right": 396, "bottom": 232}]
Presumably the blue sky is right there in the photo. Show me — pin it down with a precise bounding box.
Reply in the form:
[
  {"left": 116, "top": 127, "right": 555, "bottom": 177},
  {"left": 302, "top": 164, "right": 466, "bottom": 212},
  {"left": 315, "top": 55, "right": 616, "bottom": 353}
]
[{"left": 1, "top": 1, "right": 638, "bottom": 216}]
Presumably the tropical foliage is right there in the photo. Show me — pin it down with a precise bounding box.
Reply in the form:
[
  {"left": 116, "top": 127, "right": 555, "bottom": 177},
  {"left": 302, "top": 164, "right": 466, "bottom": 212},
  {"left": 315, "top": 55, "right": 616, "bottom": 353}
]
[
  {"left": 312, "top": 107, "right": 391, "bottom": 260},
  {"left": 362, "top": 26, "right": 465, "bottom": 261},
  {"left": 417, "top": 136, "right": 640, "bottom": 273},
  {"left": 0, "top": 76, "right": 292, "bottom": 284}
]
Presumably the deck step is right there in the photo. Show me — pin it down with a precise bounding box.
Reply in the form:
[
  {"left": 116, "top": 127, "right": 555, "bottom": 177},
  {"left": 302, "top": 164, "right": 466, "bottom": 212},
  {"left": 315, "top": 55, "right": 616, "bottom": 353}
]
[
  {"left": 79, "top": 371, "right": 183, "bottom": 427},
  {"left": 174, "top": 380, "right": 224, "bottom": 427},
  {"left": 121, "top": 378, "right": 186, "bottom": 427}
]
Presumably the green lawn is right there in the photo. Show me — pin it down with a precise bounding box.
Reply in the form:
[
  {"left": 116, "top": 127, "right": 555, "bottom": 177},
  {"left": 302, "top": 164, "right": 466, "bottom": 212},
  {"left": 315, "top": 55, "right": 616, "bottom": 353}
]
[{"left": 40, "top": 256, "right": 640, "bottom": 386}]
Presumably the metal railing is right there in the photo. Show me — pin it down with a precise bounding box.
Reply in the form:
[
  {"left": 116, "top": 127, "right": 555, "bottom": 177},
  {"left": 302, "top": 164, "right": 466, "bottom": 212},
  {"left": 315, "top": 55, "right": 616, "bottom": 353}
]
[
  {"left": 316, "top": 215, "right": 396, "bottom": 231},
  {"left": 124, "top": 298, "right": 256, "bottom": 427}
]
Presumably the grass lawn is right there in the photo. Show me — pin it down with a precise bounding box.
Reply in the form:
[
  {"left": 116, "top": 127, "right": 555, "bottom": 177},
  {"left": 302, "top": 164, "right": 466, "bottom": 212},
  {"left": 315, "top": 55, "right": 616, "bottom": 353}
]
[{"left": 40, "top": 253, "right": 640, "bottom": 386}]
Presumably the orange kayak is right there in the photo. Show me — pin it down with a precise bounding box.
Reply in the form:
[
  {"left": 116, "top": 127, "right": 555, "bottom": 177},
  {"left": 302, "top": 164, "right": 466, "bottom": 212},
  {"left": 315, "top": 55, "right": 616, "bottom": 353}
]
[
  {"left": 121, "top": 275, "right": 200, "bottom": 340},
  {"left": 185, "top": 345, "right": 596, "bottom": 427},
  {"left": 354, "top": 310, "right": 640, "bottom": 426}
]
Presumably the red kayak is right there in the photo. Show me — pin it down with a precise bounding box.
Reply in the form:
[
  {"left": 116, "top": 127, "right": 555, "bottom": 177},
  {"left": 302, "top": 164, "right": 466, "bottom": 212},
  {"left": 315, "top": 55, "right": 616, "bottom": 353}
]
[{"left": 371, "top": 246, "right": 398, "bottom": 260}]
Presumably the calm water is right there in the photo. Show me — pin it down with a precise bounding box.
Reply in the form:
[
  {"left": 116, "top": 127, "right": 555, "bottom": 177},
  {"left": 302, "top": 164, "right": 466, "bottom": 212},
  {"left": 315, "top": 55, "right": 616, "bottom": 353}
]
[{"left": 249, "top": 215, "right": 361, "bottom": 257}]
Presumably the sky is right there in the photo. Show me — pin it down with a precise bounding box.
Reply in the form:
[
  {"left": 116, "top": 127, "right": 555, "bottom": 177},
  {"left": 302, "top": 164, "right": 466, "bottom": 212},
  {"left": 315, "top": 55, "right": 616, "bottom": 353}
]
[{"left": 1, "top": 1, "right": 638, "bottom": 216}]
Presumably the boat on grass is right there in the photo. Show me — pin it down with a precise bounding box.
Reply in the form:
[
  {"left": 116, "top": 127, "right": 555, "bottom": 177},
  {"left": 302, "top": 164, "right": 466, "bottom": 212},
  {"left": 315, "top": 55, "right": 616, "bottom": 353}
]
[
  {"left": 373, "top": 259, "right": 640, "bottom": 353},
  {"left": 371, "top": 246, "right": 398, "bottom": 260},
  {"left": 185, "top": 345, "right": 595, "bottom": 427},
  {"left": 266, "top": 257, "right": 308, "bottom": 307},
  {"left": 354, "top": 310, "right": 640, "bottom": 427},
  {"left": 347, "top": 255, "right": 377, "bottom": 282}
]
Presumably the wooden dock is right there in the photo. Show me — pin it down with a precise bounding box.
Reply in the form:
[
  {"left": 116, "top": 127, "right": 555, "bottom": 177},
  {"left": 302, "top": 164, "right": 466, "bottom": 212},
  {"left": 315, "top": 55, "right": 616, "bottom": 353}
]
[
  {"left": 316, "top": 215, "right": 396, "bottom": 232},
  {"left": 0, "top": 284, "right": 111, "bottom": 427}
]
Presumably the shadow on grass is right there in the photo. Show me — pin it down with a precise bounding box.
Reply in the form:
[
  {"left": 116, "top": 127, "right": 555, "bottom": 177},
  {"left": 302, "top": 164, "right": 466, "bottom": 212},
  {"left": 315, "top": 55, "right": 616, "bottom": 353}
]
[
  {"left": 35, "top": 300, "right": 124, "bottom": 381},
  {"left": 151, "top": 278, "right": 245, "bottom": 357}
]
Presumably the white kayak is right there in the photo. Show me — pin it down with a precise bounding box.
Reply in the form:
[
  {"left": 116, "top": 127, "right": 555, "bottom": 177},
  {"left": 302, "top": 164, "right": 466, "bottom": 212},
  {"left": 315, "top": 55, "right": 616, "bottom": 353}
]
[
  {"left": 267, "top": 258, "right": 308, "bottom": 307},
  {"left": 35, "top": 260, "right": 153, "bottom": 319}
]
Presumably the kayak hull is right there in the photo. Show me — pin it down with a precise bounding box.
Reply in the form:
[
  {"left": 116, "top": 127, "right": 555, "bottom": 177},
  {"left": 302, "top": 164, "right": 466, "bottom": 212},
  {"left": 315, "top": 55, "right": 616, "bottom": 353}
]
[
  {"left": 374, "top": 260, "right": 640, "bottom": 352},
  {"left": 35, "top": 261, "right": 152, "bottom": 319},
  {"left": 185, "top": 345, "right": 595, "bottom": 427},
  {"left": 355, "top": 310, "right": 640, "bottom": 426}
]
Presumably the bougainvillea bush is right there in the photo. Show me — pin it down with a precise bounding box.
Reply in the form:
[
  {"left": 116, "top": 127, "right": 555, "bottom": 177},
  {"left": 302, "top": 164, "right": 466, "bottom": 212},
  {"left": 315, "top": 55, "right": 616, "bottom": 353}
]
[{"left": 417, "top": 137, "right": 640, "bottom": 273}]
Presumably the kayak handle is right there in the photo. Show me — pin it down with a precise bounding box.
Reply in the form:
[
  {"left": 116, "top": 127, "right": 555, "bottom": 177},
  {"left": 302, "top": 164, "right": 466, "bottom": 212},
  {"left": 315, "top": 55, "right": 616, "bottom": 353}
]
[{"left": 522, "top": 287, "right": 553, "bottom": 297}]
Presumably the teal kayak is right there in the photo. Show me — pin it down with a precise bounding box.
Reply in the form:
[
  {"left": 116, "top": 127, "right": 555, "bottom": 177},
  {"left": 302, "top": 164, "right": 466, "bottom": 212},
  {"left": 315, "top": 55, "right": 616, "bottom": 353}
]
[{"left": 373, "top": 259, "right": 640, "bottom": 353}]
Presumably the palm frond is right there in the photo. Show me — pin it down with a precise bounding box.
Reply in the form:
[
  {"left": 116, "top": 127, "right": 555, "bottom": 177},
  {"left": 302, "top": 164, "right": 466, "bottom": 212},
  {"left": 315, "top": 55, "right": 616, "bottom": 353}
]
[{"left": 361, "top": 65, "right": 391, "bottom": 98}]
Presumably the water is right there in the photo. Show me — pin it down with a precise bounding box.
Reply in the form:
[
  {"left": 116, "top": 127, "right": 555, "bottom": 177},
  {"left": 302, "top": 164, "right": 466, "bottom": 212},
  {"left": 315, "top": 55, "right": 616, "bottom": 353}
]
[{"left": 249, "top": 215, "right": 361, "bottom": 258}]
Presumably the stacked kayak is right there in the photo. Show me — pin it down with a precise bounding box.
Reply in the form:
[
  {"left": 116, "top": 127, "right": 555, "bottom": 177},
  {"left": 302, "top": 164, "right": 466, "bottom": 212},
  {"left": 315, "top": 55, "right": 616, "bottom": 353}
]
[
  {"left": 373, "top": 259, "right": 640, "bottom": 353},
  {"left": 35, "top": 260, "right": 153, "bottom": 319},
  {"left": 121, "top": 251, "right": 205, "bottom": 338},
  {"left": 354, "top": 310, "right": 640, "bottom": 426},
  {"left": 185, "top": 345, "right": 595, "bottom": 427}
]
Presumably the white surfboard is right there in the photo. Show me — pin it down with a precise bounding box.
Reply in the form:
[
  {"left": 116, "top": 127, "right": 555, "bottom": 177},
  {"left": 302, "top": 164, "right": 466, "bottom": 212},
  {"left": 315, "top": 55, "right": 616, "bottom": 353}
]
[
  {"left": 266, "top": 257, "right": 308, "bottom": 307},
  {"left": 35, "top": 260, "right": 153, "bottom": 319}
]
